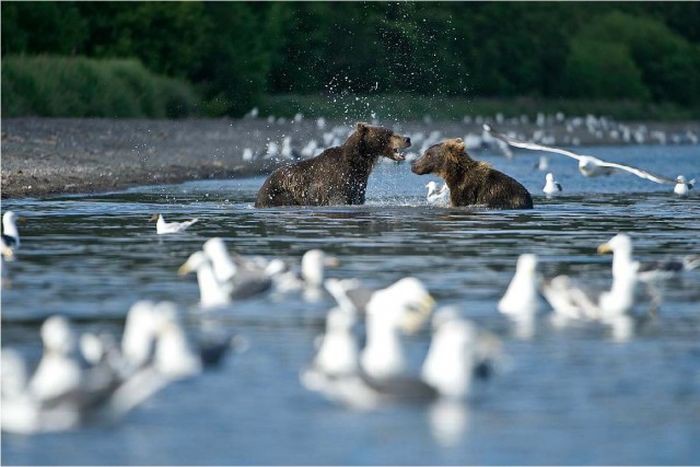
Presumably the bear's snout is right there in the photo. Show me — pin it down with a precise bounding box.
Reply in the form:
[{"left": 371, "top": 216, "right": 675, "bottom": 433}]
[
  {"left": 411, "top": 159, "right": 430, "bottom": 175},
  {"left": 404, "top": 137, "right": 411, "bottom": 146}
]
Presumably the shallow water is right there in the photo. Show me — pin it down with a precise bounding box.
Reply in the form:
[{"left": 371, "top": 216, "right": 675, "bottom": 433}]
[{"left": 2, "top": 145, "right": 700, "bottom": 465}]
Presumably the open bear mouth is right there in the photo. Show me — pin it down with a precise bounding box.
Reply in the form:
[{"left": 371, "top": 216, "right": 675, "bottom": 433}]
[{"left": 391, "top": 147, "right": 406, "bottom": 161}]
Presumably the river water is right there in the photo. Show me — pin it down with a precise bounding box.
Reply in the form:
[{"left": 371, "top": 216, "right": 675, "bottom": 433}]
[{"left": 2, "top": 145, "right": 699, "bottom": 464}]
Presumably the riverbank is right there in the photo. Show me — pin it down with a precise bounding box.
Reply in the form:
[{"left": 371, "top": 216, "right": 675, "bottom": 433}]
[{"left": 2, "top": 117, "right": 699, "bottom": 198}]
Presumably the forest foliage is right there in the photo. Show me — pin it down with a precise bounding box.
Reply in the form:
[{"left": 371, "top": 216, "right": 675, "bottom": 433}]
[{"left": 2, "top": 2, "right": 699, "bottom": 118}]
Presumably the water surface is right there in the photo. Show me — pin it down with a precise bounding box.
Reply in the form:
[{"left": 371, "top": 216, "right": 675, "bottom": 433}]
[{"left": 2, "top": 145, "right": 699, "bottom": 464}]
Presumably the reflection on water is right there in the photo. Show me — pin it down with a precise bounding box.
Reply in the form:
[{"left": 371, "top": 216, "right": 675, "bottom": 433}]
[{"left": 2, "top": 145, "right": 700, "bottom": 464}]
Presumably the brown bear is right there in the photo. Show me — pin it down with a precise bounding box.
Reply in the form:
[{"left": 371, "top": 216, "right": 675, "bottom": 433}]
[
  {"left": 411, "top": 138, "right": 533, "bottom": 209},
  {"left": 255, "top": 122, "right": 411, "bottom": 207}
]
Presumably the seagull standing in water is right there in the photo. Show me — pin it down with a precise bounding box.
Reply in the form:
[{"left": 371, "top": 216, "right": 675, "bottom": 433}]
[
  {"left": 149, "top": 214, "right": 198, "bottom": 235},
  {"left": 597, "top": 233, "right": 700, "bottom": 282},
  {"left": 2, "top": 211, "right": 21, "bottom": 259},
  {"left": 542, "top": 173, "right": 563, "bottom": 197},
  {"left": 178, "top": 251, "right": 233, "bottom": 307},
  {"left": 302, "top": 278, "right": 437, "bottom": 409},
  {"left": 485, "top": 125, "right": 691, "bottom": 191},
  {"left": 272, "top": 249, "right": 340, "bottom": 297},
  {"left": 498, "top": 254, "right": 540, "bottom": 317},
  {"left": 534, "top": 155, "right": 549, "bottom": 171},
  {"left": 498, "top": 254, "right": 540, "bottom": 338},
  {"left": 425, "top": 181, "right": 451, "bottom": 207},
  {"left": 673, "top": 176, "right": 694, "bottom": 197}
]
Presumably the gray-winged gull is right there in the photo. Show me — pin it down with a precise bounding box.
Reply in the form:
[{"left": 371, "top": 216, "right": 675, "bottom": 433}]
[{"left": 149, "top": 213, "right": 198, "bottom": 234}]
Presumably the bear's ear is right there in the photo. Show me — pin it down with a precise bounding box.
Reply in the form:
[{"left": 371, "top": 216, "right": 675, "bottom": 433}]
[
  {"left": 446, "top": 138, "right": 465, "bottom": 153},
  {"left": 356, "top": 122, "right": 370, "bottom": 133}
]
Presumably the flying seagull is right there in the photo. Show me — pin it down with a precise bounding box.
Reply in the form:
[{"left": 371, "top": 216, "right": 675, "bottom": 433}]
[{"left": 484, "top": 125, "right": 693, "bottom": 193}]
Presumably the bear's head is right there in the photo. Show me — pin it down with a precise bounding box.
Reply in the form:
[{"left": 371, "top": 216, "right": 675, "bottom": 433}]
[
  {"left": 352, "top": 122, "right": 411, "bottom": 161},
  {"left": 411, "top": 138, "right": 467, "bottom": 176}
]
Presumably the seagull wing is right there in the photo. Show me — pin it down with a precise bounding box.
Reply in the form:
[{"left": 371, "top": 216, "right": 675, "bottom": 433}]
[
  {"left": 486, "top": 124, "right": 679, "bottom": 185},
  {"left": 592, "top": 160, "right": 676, "bottom": 185},
  {"left": 484, "top": 124, "right": 588, "bottom": 162}
]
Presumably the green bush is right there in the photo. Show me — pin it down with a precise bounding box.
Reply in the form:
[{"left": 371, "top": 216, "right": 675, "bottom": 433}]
[
  {"left": 1, "top": 56, "right": 197, "bottom": 118},
  {"left": 565, "top": 11, "right": 700, "bottom": 106},
  {"left": 562, "top": 39, "right": 650, "bottom": 100}
]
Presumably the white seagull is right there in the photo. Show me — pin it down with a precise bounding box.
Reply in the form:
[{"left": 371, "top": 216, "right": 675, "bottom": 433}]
[
  {"left": 542, "top": 173, "right": 563, "bottom": 196},
  {"left": 149, "top": 214, "right": 198, "bottom": 235},
  {"left": 302, "top": 278, "right": 437, "bottom": 410},
  {"left": 425, "top": 181, "right": 451, "bottom": 207},
  {"left": 200, "top": 238, "right": 273, "bottom": 299},
  {"left": 673, "top": 175, "right": 695, "bottom": 197},
  {"left": 485, "top": 124, "right": 690, "bottom": 189},
  {"left": 597, "top": 233, "right": 700, "bottom": 282},
  {"left": 541, "top": 274, "right": 639, "bottom": 342},
  {"left": 272, "top": 249, "right": 340, "bottom": 295},
  {"left": 2, "top": 211, "right": 21, "bottom": 259},
  {"left": 498, "top": 254, "right": 540, "bottom": 317}
]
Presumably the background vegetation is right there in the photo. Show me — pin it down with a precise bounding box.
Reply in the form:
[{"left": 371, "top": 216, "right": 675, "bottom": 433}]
[{"left": 2, "top": 2, "right": 700, "bottom": 119}]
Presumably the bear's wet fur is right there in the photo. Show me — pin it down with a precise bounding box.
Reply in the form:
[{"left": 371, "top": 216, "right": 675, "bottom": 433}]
[
  {"left": 411, "top": 138, "right": 533, "bottom": 209},
  {"left": 255, "top": 122, "right": 411, "bottom": 207}
]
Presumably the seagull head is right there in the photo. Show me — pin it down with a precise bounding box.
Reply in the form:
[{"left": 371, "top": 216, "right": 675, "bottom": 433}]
[
  {"left": 516, "top": 254, "right": 538, "bottom": 275},
  {"left": 3, "top": 211, "right": 19, "bottom": 226},
  {"left": 676, "top": 175, "right": 687, "bottom": 184},
  {"left": 202, "top": 237, "right": 237, "bottom": 280},
  {"left": 301, "top": 249, "right": 339, "bottom": 286},
  {"left": 367, "top": 277, "right": 436, "bottom": 334},
  {"left": 426, "top": 181, "right": 438, "bottom": 192},
  {"left": 597, "top": 233, "right": 632, "bottom": 256},
  {"left": 545, "top": 173, "right": 555, "bottom": 182},
  {"left": 178, "top": 251, "right": 210, "bottom": 276},
  {"left": 41, "top": 315, "right": 77, "bottom": 355},
  {"left": 148, "top": 213, "right": 162, "bottom": 223}
]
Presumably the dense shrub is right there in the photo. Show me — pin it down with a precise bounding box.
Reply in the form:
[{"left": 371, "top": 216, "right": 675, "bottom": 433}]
[
  {"left": 564, "top": 12, "right": 700, "bottom": 105},
  {"left": 1, "top": 56, "right": 197, "bottom": 118},
  {"left": 2, "top": 3, "right": 699, "bottom": 117}
]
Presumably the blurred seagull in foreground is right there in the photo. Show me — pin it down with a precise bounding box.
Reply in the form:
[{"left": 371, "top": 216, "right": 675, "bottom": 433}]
[
  {"left": 541, "top": 274, "right": 638, "bottom": 341},
  {"left": 542, "top": 173, "right": 562, "bottom": 197},
  {"left": 179, "top": 251, "right": 232, "bottom": 307},
  {"left": 498, "top": 254, "right": 540, "bottom": 339},
  {"left": 272, "top": 249, "right": 340, "bottom": 297},
  {"left": 2, "top": 315, "right": 156, "bottom": 434},
  {"left": 425, "top": 181, "right": 451, "bottom": 207},
  {"left": 302, "top": 300, "right": 500, "bottom": 410},
  {"left": 149, "top": 214, "right": 198, "bottom": 235},
  {"left": 485, "top": 124, "right": 690, "bottom": 189},
  {"left": 183, "top": 238, "right": 272, "bottom": 303},
  {"left": 498, "top": 254, "right": 540, "bottom": 317},
  {"left": 302, "top": 277, "right": 437, "bottom": 409},
  {"left": 597, "top": 233, "right": 700, "bottom": 282}
]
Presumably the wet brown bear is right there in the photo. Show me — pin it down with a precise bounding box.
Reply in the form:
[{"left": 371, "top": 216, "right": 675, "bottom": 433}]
[
  {"left": 255, "top": 123, "right": 411, "bottom": 207},
  {"left": 411, "top": 138, "right": 533, "bottom": 209}
]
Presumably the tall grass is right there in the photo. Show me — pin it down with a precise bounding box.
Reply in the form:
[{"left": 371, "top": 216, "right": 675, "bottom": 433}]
[{"left": 2, "top": 56, "right": 198, "bottom": 118}]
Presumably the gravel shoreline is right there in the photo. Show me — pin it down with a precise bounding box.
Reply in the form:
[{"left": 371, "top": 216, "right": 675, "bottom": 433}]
[{"left": 2, "top": 117, "right": 699, "bottom": 199}]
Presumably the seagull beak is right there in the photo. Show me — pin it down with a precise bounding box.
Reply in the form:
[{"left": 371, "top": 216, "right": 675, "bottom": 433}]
[
  {"left": 17, "top": 216, "right": 27, "bottom": 224},
  {"left": 597, "top": 243, "right": 613, "bottom": 255},
  {"left": 400, "top": 293, "right": 436, "bottom": 334},
  {"left": 177, "top": 262, "right": 192, "bottom": 276},
  {"left": 324, "top": 256, "right": 340, "bottom": 268},
  {"left": 1, "top": 246, "right": 15, "bottom": 260}
]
